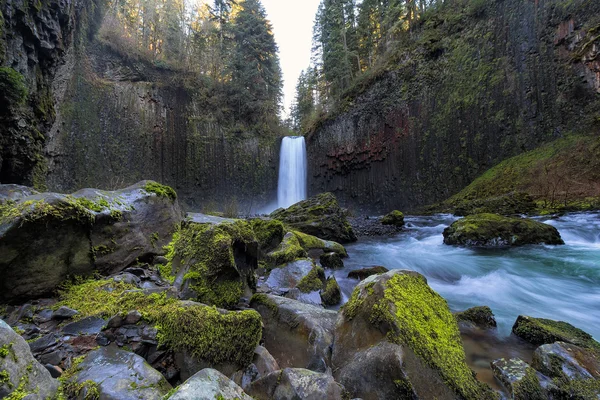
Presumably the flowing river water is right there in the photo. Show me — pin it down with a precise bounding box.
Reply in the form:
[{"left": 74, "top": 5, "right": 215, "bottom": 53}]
[{"left": 331, "top": 212, "right": 600, "bottom": 389}]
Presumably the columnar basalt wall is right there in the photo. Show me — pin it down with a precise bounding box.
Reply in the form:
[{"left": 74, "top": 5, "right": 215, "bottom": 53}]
[{"left": 307, "top": 0, "right": 600, "bottom": 214}]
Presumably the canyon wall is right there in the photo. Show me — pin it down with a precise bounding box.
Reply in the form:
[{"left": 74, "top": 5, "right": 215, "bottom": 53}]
[{"left": 307, "top": 0, "right": 600, "bottom": 214}]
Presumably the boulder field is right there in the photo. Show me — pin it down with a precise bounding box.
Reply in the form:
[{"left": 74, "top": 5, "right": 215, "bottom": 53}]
[{"left": 1, "top": 185, "right": 598, "bottom": 399}]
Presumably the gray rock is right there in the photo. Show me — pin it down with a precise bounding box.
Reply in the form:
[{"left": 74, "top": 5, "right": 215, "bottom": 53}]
[
  {"left": 0, "top": 184, "right": 39, "bottom": 202},
  {"left": 263, "top": 259, "right": 316, "bottom": 293},
  {"left": 186, "top": 213, "right": 237, "bottom": 225},
  {"left": 245, "top": 368, "right": 345, "bottom": 400},
  {"left": 112, "top": 272, "right": 141, "bottom": 286},
  {"left": 250, "top": 294, "right": 337, "bottom": 372},
  {"left": 62, "top": 316, "right": 106, "bottom": 336},
  {"left": 232, "top": 346, "right": 280, "bottom": 389},
  {"left": 106, "top": 314, "right": 124, "bottom": 329},
  {"left": 34, "top": 308, "right": 54, "bottom": 323},
  {"left": 169, "top": 368, "right": 252, "bottom": 400},
  {"left": 52, "top": 306, "right": 79, "bottom": 320},
  {"left": 153, "top": 255, "right": 168, "bottom": 265},
  {"left": 285, "top": 288, "right": 323, "bottom": 307},
  {"left": 39, "top": 350, "right": 64, "bottom": 366},
  {"left": 68, "top": 346, "right": 172, "bottom": 400},
  {"left": 0, "top": 320, "right": 59, "bottom": 399},
  {"left": 124, "top": 310, "right": 142, "bottom": 325},
  {"left": 490, "top": 358, "right": 546, "bottom": 400},
  {"left": 532, "top": 341, "right": 600, "bottom": 383},
  {"left": 44, "top": 364, "right": 63, "bottom": 378},
  {"left": 28, "top": 333, "right": 58, "bottom": 354}
]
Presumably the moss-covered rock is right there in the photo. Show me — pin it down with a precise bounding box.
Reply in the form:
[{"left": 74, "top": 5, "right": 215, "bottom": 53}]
[
  {"left": 262, "top": 258, "right": 316, "bottom": 294},
  {"left": 381, "top": 210, "right": 405, "bottom": 227},
  {"left": 245, "top": 368, "right": 345, "bottom": 400},
  {"left": 293, "top": 230, "right": 348, "bottom": 257},
  {"left": 490, "top": 358, "right": 546, "bottom": 400},
  {"left": 250, "top": 218, "right": 285, "bottom": 253},
  {"left": 455, "top": 306, "right": 497, "bottom": 330},
  {"left": 169, "top": 368, "right": 252, "bottom": 400},
  {"left": 347, "top": 266, "right": 389, "bottom": 280},
  {"left": 296, "top": 265, "right": 326, "bottom": 293},
  {"left": 0, "top": 67, "right": 28, "bottom": 106},
  {"left": 270, "top": 193, "right": 357, "bottom": 243},
  {"left": 320, "top": 276, "right": 341, "bottom": 306},
  {"left": 443, "top": 213, "right": 564, "bottom": 247},
  {"left": 512, "top": 315, "right": 600, "bottom": 351},
  {"left": 333, "top": 270, "right": 498, "bottom": 400},
  {"left": 320, "top": 252, "right": 344, "bottom": 269},
  {"left": 166, "top": 219, "right": 258, "bottom": 309},
  {"left": 265, "top": 232, "right": 307, "bottom": 267}
]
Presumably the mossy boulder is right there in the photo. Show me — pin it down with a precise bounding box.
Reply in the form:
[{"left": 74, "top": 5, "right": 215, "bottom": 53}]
[
  {"left": 270, "top": 193, "right": 357, "bottom": 243},
  {"left": 296, "top": 265, "right": 326, "bottom": 293},
  {"left": 332, "top": 270, "right": 497, "bottom": 400},
  {"left": 166, "top": 219, "right": 259, "bottom": 309},
  {"left": 250, "top": 294, "right": 337, "bottom": 372},
  {"left": 320, "top": 276, "right": 342, "bottom": 306},
  {"left": 531, "top": 342, "right": 600, "bottom": 399},
  {"left": 0, "top": 319, "right": 59, "bottom": 399},
  {"left": 455, "top": 306, "right": 497, "bottom": 330},
  {"left": 443, "top": 213, "right": 564, "bottom": 247},
  {"left": 347, "top": 266, "right": 389, "bottom": 280},
  {"left": 512, "top": 315, "right": 600, "bottom": 351},
  {"left": 262, "top": 258, "right": 316, "bottom": 293},
  {"left": 245, "top": 368, "right": 345, "bottom": 400},
  {"left": 0, "top": 181, "right": 183, "bottom": 303},
  {"left": 381, "top": 210, "right": 405, "bottom": 227},
  {"left": 490, "top": 358, "right": 546, "bottom": 400},
  {"left": 250, "top": 218, "right": 286, "bottom": 253},
  {"left": 265, "top": 232, "right": 308, "bottom": 267},
  {"left": 293, "top": 230, "right": 348, "bottom": 257},
  {"left": 320, "top": 252, "right": 344, "bottom": 269}
]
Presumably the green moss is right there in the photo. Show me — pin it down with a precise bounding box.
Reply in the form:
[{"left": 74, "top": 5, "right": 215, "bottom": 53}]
[
  {"left": 249, "top": 293, "right": 279, "bottom": 315},
  {"left": 377, "top": 274, "right": 495, "bottom": 400},
  {"left": 4, "top": 372, "right": 31, "bottom": 400},
  {"left": 0, "top": 67, "right": 28, "bottom": 105},
  {"left": 143, "top": 182, "right": 177, "bottom": 201},
  {"left": 0, "top": 343, "right": 11, "bottom": 358},
  {"left": 557, "top": 378, "right": 600, "bottom": 399},
  {"left": 381, "top": 210, "right": 405, "bottom": 227},
  {"left": 296, "top": 265, "right": 325, "bottom": 293},
  {"left": 165, "top": 221, "right": 256, "bottom": 308},
  {"left": 109, "top": 209, "right": 123, "bottom": 221},
  {"left": 512, "top": 366, "right": 545, "bottom": 400},
  {"left": 320, "top": 276, "right": 341, "bottom": 306},
  {"left": 0, "top": 370, "right": 10, "bottom": 388},
  {"left": 512, "top": 316, "right": 600, "bottom": 351},
  {"left": 250, "top": 219, "right": 285, "bottom": 251},
  {"left": 157, "top": 263, "right": 175, "bottom": 284},
  {"left": 455, "top": 306, "right": 496, "bottom": 329},
  {"left": 150, "top": 232, "right": 160, "bottom": 248},
  {"left": 266, "top": 232, "right": 307, "bottom": 267},
  {"left": 292, "top": 230, "right": 347, "bottom": 257},
  {"left": 0, "top": 198, "right": 95, "bottom": 227},
  {"left": 75, "top": 198, "right": 107, "bottom": 212}
]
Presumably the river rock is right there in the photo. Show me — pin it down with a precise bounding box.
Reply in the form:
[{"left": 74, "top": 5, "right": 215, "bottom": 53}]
[
  {"left": 270, "top": 192, "right": 357, "bottom": 243},
  {"left": 443, "top": 213, "right": 564, "bottom": 247},
  {"left": 66, "top": 346, "right": 171, "bottom": 400},
  {"left": 169, "top": 219, "right": 259, "bottom": 308},
  {"left": 244, "top": 368, "right": 345, "bottom": 400},
  {"left": 0, "top": 320, "right": 59, "bottom": 399},
  {"left": 231, "top": 345, "right": 280, "bottom": 389},
  {"left": 169, "top": 368, "right": 252, "bottom": 400},
  {"left": 294, "top": 230, "right": 348, "bottom": 257},
  {"left": 381, "top": 210, "right": 405, "bottom": 227},
  {"left": 347, "top": 266, "right": 389, "bottom": 280},
  {"left": 52, "top": 306, "right": 79, "bottom": 320},
  {"left": 320, "top": 276, "right": 341, "bottom": 306},
  {"left": 455, "top": 306, "right": 497, "bottom": 330},
  {"left": 0, "top": 180, "right": 183, "bottom": 303},
  {"left": 250, "top": 294, "right": 337, "bottom": 372},
  {"left": 332, "top": 270, "right": 497, "bottom": 400},
  {"left": 265, "top": 232, "right": 308, "bottom": 267},
  {"left": 320, "top": 252, "right": 344, "bottom": 269},
  {"left": 512, "top": 315, "right": 600, "bottom": 350},
  {"left": 490, "top": 358, "right": 546, "bottom": 400}
]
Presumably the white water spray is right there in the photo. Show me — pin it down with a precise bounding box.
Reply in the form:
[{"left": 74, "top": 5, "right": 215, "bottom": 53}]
[{"left": 277, "top": 136, "right": 307, "bottom": 209}]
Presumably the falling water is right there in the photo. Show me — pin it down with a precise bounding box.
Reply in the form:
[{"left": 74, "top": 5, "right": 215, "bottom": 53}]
[{"left": 277, "top": 136, "right": 307, "bottom": 209}]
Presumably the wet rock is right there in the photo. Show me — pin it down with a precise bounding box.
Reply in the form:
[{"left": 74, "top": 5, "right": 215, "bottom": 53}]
[
  {"left": 62, "top": 316, "right": 106, "bottom": 336},
  {"left": 512, "top": 315, "right": 600, "bottom": 350},
  {"left": 107, "top": 314, "right": 124, "bottom": 329},
  {"left": 112, "top": 272, "right": 142, "bottom": 286},
  {"left": 285, "top": 288, "right": 323, "bottom": 307},
  {"left": 455, "top": 306, "right": 497, "bottom": 330},
  {"left": 34, "top": 308, "right": 54, "bottom": 324},
  {"left": 320, "top": 252, "right": 344, "bottom": 269},
  {"left": 124, "top": 310, "right": 142, "bottom": 325},
  {"left": 39, "top": 350, "right": 64, "bottom": 366},
  {"left": 320, "top": 276, "right": 342, "bottom": 306},
  {"left": 262, "top": 258, "right": 315, "bottom": 293},
  {"left": 443, "top": 213, "right": 564, "bottom": 247},
  {"left": 250, "top": 294, "right": 337, "bottom": 372},
  {"left": 270, "top": 193, "right": 357, "bottom": 243},
  {"left": 349, "top": 216, "right": 402, "bottom": 237},
  {"left": 265, "top": 232, "right": 308, "bottom": 267},
  {"left": 245, "top": 368, "right": 345, "bottom": 400},
  {"left": 0, "top": 320, "right": 59, "bottom": 399},
  {"left": 347, "top": 266, "right": 389, "bottom": 280},
  {"left": 490, "top": 358, "right": 546, "bottom": 400},
  {"left": 66, "top": 346, "right": 171, "bottom": 400},
  {"left": 0, "top": 184, "right": 39, "bottom": 202},
  {"left": 332, "top": 270, "right": 497, "bottom": 400},
  {"left": 231, "top": 345, "right": 280, "bottom": 389},
  {"left": 169, "top": 368, "right": 252, "bottom": 400},
  {"left": 45, "top": 364, "right": 63, "bottom": 378},
  {"left": 381, "top": 210, "right": 405, "bottom": 227},
  {"left": 28, "top": 333, "right": 58, "bottom": 354},
  {"left": 52, "top": 306, "right": 79, "bottom": 320}
]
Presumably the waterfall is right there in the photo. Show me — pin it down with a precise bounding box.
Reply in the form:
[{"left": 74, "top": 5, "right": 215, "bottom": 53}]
[{"left": 278, "top": 136, "right": 307, "bottom": 209}]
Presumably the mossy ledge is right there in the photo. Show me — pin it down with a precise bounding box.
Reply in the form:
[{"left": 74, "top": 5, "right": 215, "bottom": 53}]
[
  {"left": 142, "top": 181, "right": 177, "bottom": 202},
  {"left": 55, "top": 279, "right": 262, "bottom": 368},
  {"left": 512, "top": 315, "right": 600, "bottom": 351}
]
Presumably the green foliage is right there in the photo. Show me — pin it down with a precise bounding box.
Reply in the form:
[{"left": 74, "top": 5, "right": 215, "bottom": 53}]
[
  {"left": 0, "top": 67, "right": 28, "bottom": 107},
  {"left": 143, "top": 182, "right": 177, "bottom": 201}
]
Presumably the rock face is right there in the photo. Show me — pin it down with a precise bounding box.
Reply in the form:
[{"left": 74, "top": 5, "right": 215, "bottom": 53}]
[
  {"left": 512, "top": 315, "right": 600, "bottom": 350},
  {"left": 67, "top": 346, "right": 172, "bottom": 400},
  {"left": 0, "top": 320, "right": 59, "bottom": 399},
  {"left": 169, "top": 368, "right": 252, "bottom": 400},
  {"left": 306, "top": 0, "right": 600, "bottom": 214},
  {"left": 0, "top": 181, "right": 183, "bottom": 302},
  {"left": 443, "top": 214, "right": 564, "bottom": 247},
  {"left": 270, "top": 193, "right": 357, "bottom": 243},
  {"left": 245, "top": 368, "right": 345, "bottom": 400},
  {"left": 250, "top": 294, "right": 337, "bottom": 372},
  {"left": 332, "top": 270, "right": 496, "bottom": 400}
]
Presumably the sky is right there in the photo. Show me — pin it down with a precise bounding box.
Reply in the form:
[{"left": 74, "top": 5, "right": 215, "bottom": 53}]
[{"left": 261, "top": 0, "right": 322, "bottom": 118}]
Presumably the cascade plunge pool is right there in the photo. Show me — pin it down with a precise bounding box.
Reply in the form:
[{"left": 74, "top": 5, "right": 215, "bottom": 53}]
[{"left": 334, "top": 212, "right": 600, "bottom": 339}]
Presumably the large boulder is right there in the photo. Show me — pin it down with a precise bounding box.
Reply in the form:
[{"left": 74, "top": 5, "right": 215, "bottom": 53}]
[
  {"left": 512, "top": 315, "right": 600, "bottom": 351},
  {"left": 169, "top": 368, "right": 252, "bottom": 400},
  {"left": 381, "top": 210, "right": 405, "bottom": 227},
  {"left": 262, "top": 258, "right": 317, "bottom": 293},
  {"left": 0, "top": 180, "right": 183, "bottom": 303},
  {"left": 265, "top": 232, "right": 308, "bottom": 267},
  {"left": 166, "top": 219, "right": 259, "bottom": 308},
  {"left": 0, "top": 320, "right": 59, "bottom": 399},
  {"left": 332, "top": 270, "right": 497, "bottom": 400},
  {"left": 244, "top": 368, "right": 345, "bottom": 400},
  {"left": 443, "top": 213, "right": 564, "bottom": 247},
  {"left": 231, "top": 346, "right": 280, "bottom": 390},
  {"left": 490, "top": 358, "right": 547, "bottom": 400},
  {"left": 250, "top": 294, "right": 337, "bottom": 372},
  {"left": 270, "top": 193, "right": 357, "bottom": 243},
  {"left": 64, "top": 346, "right": 172, "bottom": 400}
]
